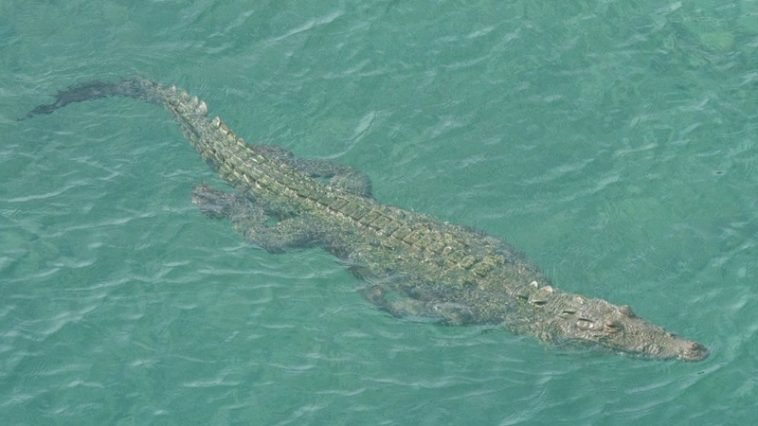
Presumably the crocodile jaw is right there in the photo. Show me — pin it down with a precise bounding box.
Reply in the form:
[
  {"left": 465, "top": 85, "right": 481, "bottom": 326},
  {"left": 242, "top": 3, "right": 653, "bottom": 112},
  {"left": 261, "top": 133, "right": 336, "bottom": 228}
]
[{"left": 536, "top": 295, "right": 709, "bottom": 361}]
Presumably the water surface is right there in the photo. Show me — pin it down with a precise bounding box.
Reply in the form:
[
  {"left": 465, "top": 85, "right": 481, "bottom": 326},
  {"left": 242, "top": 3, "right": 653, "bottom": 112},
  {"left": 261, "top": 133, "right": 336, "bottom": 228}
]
[{"left": 1, "top": 1, "right": 757, "bottom": 424}]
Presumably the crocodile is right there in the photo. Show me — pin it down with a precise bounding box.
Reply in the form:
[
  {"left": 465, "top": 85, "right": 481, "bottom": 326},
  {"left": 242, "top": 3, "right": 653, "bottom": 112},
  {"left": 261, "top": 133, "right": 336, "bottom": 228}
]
[{"left": 24, "top": 77, "right": 709, "bottom": 361}]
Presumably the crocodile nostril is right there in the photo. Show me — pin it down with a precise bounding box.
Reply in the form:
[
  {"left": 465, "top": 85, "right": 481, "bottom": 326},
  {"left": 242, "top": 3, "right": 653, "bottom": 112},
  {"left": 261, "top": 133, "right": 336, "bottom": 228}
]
[{"left": 682, "top": 342, "right": 709, "bottom": 361}]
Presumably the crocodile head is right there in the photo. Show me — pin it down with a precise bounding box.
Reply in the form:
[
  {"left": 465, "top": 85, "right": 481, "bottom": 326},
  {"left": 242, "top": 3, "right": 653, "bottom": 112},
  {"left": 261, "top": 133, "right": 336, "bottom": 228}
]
[{"left": 539, "top": 293, "right": 709, "bottom": 361}]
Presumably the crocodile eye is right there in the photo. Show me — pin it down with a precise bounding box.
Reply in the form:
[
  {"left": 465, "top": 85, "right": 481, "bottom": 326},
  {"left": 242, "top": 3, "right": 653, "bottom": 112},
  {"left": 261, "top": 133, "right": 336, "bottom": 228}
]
[
  {"left": 604, "top": 321, "right": 623, "bottom": 333},
  {"left": 530, "top": 299, "right": 547, "bottom": 306},
  {"left": 576, "top": 318, "right": 594, "bottom": 329},
  {"left": 561, "top": 309, "right": 576, "bottom": 316}
]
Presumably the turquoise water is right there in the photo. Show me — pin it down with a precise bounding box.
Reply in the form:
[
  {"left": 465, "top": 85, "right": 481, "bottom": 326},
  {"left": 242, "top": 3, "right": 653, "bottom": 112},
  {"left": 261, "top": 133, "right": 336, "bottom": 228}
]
[{"left": 2, "top": 0, "right": 757, "bottom": 424}]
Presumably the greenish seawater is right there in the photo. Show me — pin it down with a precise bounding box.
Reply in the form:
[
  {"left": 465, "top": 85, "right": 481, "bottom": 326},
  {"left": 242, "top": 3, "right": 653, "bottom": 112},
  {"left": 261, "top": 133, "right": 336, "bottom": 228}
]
[{"left": 1, "top": 1, "right": 757, "bottom": 424}]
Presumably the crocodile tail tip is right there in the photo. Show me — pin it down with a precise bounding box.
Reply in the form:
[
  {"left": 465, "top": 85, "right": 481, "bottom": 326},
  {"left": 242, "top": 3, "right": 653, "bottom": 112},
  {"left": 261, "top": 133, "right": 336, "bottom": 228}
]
[{"left": 20, "top": 77, "right": 161, "bottom": 121}]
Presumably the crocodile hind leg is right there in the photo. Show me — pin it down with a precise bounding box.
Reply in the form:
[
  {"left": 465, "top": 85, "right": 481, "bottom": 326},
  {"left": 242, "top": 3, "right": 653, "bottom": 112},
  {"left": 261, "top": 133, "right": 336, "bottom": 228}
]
[
  {"left": 255, "top": 145, "right": 372, "bottom": 197},
  {"left": 361, "top": 283, "right": 475, "bottom": 326},
  {"left": 192, "top": 184, "right": 320, "bottom": 252}
]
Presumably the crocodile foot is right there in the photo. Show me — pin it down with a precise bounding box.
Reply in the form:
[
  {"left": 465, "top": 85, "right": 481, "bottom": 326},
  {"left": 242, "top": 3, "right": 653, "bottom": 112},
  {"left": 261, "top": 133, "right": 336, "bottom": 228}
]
[
  {"left": 192, "top": 183, "right": 238, "bottom": 218},
  {"left": 191, "top": 184, "right": 320, "bottom": 252}
]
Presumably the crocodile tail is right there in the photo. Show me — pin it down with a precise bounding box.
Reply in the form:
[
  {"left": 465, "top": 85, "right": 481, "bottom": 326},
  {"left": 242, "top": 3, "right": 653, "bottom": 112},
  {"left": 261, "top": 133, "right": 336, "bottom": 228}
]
[
  {"left": 23, "top": 77, "right": 226, "bottom": 170},
  {"left": 20, "top": 77, "right": 164, "bottom": 121}
]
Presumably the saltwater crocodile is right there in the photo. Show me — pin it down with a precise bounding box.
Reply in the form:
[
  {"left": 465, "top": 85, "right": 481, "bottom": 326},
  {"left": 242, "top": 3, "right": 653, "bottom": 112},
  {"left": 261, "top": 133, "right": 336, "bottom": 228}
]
[{"left": 24, "top": 77, "right": 708, "bottom": 361}]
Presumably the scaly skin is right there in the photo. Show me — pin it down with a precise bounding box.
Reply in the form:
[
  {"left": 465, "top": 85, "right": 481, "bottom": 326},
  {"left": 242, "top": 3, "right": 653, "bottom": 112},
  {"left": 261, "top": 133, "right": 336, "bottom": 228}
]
[{"left": 24, "top": 78, "right": 709, "bottom": 361}]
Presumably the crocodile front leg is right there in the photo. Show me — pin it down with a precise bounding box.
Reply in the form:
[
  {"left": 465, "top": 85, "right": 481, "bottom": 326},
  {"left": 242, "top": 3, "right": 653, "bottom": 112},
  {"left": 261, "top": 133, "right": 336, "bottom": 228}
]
[
  {"left": 192, "top": 184, "right": 320, "bottom": 252},
  {"left": 361, "top": 284, "right": 475, "bottom": 326}
]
